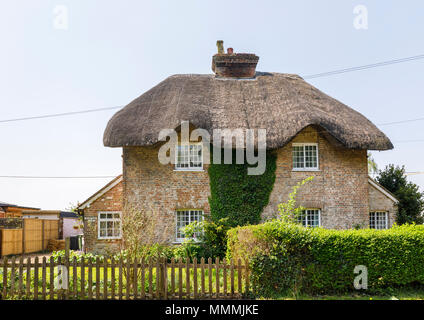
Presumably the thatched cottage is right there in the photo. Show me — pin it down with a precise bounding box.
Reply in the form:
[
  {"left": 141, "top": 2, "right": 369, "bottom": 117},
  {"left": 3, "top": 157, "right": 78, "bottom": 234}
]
[{"left": 79, "top": 43, "right": 398, "bottom": 254}]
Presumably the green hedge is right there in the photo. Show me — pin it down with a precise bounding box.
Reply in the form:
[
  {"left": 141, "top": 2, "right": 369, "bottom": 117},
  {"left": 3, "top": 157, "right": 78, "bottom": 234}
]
[{"left": 227, "top": 221, "right": 424, "bottom": 296}]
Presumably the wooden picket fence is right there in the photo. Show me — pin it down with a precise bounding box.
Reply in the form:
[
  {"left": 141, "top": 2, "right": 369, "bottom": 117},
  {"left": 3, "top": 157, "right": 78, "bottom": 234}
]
[{"left": 0, "top": 256, "right": 249, "bottom": 300}]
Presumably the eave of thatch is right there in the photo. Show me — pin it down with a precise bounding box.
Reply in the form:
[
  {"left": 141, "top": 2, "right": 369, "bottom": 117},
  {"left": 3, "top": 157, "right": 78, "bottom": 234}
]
[{"left": 103, "top": 72, "right": 393, "bottom": 151}]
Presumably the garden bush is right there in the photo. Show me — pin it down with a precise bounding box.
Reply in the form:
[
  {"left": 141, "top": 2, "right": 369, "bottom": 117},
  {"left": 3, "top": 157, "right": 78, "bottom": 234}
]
[
  {"left": 176, "top": 218, "right": 231, "bottom": 260},
  {"left": 227, "top": 221, "right": 424, "bottom": 297}
]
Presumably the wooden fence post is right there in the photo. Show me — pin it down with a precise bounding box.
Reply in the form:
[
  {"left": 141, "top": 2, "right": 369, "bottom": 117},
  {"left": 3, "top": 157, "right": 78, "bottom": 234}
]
[
  {"left": 200, "top": 258, "right": 205, "bottom": 298},
  {"left": 42, "top": 257, "right": 46, "bottom": 299},
  {"left": 140, "top": 258, "right": 145, "bottom": 299},
  {"left": 65, "top": 238, "right": 70, "bottom": 260},
  {"left": 223, "top": 258, "right": 227, "bottom": 297},
  {"left": 0, "top": 228, "right": 2, "bottom": 258},
  {"left": 170, "top": 258, "right": 175, "bottom": 299},
  {"left": 2, "top": 257, "right": 8, "bottom": 299},
  {"left": 34, "top": 257, "right": 39, "bottom": 299},
  {"left": 162, "top": 257, "right": 167, "bottom": 300}
]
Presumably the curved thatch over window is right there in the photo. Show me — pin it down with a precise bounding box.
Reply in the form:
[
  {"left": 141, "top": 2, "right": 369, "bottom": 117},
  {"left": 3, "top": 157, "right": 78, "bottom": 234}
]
[{"left": 103, "top": 72, "right": 393, "bottom": 150}]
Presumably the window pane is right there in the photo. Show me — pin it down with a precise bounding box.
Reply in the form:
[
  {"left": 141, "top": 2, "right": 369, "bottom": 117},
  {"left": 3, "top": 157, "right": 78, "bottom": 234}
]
[
  {"left": 307, "top": 210, "right": 320, "bottom": 227},
  {"left": 176, "top": 145, "right": 189, "bottom": 168},
  {"left": 300, "top": 210, "right": 320, "bottom": 227},
  {"left": 113, "top": 213, "right": 120, "bottom": 219},
  {"left": 190, "top": 145, "right": 202, "bottom": 168},
  {"left": 113, "top": 225, "right": 121, "bottom": 237},
  {"left": 176, "top": 210, "right": 203, "bottom": 240},
  {"left": 297, "top": 211, "right": 306, "bottom": 226},
  {"left": 293, "top": 146, "right": 304, "bottom": 168},
  {"left": 305, "top": 145, "right": 317, "bottom": 168},
  {"left": 100, "top": 213, "right": 106, "bottom": 219},
  {"left": 370, "top": 212, "right": 387, "bottom": 229}
]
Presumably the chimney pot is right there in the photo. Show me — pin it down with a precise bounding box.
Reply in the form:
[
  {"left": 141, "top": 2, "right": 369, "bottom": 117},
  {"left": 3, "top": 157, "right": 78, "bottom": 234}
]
[
  {"left": 216, "top": 40, "right": 224, "bottom": 54},
  {"left": 212, "top": 41, "right": 259, "bottom": 79}
]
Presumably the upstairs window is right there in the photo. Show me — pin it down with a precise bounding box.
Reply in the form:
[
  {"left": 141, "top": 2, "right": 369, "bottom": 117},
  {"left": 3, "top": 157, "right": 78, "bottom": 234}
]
[
  {"left": 175, "top": 143, "right": 203, "bottom": 170},
  {"left": 98, "top": 212, "right": 122, "bottom": 239},
  {"left": 292, "top": 143, "right": 318, "bottom": 170},
  {"left": 175, "top": 209, "right": 203, "bottom": 242},
  {"left": 370, "top": 211, "right": 388, "bottom": 229},
  {"left": 297, "top": 209, "right": 321, "bottom": 227}
]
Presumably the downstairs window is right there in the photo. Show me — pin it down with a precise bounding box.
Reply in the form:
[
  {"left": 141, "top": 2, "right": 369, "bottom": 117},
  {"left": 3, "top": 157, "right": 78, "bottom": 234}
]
[
  {"left": 98, "top": 212, "right": 122, "bottom": 239},
  {"left": 297, "top": 209, "right": 321, "bottom": 227},
  {"left": 175, "top": 209, "right": 203, "bottom": 242},
  {"left": 369, "top": 211, "right": 388, "bottom": 229}
]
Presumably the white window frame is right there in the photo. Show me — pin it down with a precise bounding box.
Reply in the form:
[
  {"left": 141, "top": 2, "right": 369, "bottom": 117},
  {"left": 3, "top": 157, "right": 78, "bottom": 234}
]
[
  {"left": 369, "top": 211, "right": 388, "bottom": 230},
  {"left": 175, "top": 209, "right": 204, "bottom": 243},
  {"left": 174, "top": 142, "right": 204, "bottom": 171},
  {"left": 297, "top": 209, "right": 321, "bottom": 228},
  {"left": 292, "top": 143, "right": 319, "bottom": 171},
  {"left": 98, "top": 211, "right": 122, "bottom": 240}
]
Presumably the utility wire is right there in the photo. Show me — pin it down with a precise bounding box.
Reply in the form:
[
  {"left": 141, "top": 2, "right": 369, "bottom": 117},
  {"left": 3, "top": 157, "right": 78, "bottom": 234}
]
[
  {"left": 0, "top": 175, "right": 117, "bottom": 179},
  {"left": 303, "top": 54, "right": 424, "bottom": 79},
  {"left": 0, "top": 106, "right": 122, "bottom": 124},
  {"left": 377, "top": 117, "right": 424, "bottom": 126},
  {"left": 0, "top": 55, "right": 423, "bottom": 179},
  {"left": 0, "top": 54, "right": 423, "bottom": 124}
]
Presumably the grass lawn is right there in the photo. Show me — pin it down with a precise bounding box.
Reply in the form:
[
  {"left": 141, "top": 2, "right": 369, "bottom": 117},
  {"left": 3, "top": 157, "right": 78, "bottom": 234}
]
[{"left": 266, "top": 287, "right": 424, "bottom": 300}]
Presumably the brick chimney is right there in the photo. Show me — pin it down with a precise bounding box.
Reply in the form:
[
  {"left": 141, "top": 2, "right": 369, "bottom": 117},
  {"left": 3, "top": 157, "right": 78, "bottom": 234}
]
[{"left": 212, "top": 41, "right": 259, "bottom": 79}]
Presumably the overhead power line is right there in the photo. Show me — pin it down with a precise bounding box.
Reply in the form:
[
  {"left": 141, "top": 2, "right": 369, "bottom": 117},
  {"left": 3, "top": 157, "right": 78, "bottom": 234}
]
[
  {"left": 303, "top": 54, "right": 424, "bottom": 79},
  {"left": 0, "top": 106, "right": 122, "bottom": 124},
  {"left": 0, "top": 53, "right": 422, "bottom": 124},
  {"left": 0, "top": 175, "right": 117, "bottom": 179},
  {"left": 377, "top": 117, "right": 424, "bottom": 126}
]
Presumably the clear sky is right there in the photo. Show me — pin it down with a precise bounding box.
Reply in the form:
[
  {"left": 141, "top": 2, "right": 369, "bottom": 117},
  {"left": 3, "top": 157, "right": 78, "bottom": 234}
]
[{"left": 1, "top": 0, "right": 423, "bottom": 210}]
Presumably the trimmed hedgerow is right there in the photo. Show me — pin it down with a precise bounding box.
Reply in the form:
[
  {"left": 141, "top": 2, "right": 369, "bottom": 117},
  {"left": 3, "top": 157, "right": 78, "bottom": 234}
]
[
  {"left": 208, "top": 150, "right": 277, "bottom": 228},
  {"left": 227, "top": 221, "right": 424, "bottom": 297}
]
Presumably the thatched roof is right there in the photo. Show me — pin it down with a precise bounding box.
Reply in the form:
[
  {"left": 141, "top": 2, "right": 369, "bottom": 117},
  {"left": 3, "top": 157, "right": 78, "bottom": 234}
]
[{"left": 103, "top": 72, "right": 393, "bottom": 150}]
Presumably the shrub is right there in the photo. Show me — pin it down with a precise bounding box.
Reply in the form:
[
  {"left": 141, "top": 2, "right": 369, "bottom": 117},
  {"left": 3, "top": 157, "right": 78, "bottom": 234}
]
[
  {"left": 176, "top": 218, "right": 231, "bottom": 260},
  {"left": 227, "top": 221, "right": 424, "bottom": 297},
  {"left": 52, "top": 250, "right": 105, "bottom": 263}
]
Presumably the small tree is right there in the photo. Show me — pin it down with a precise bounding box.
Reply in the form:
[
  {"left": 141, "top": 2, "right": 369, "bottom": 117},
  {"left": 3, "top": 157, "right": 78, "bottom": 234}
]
[
  {"left": 118, "top": 206, "right": 172, "bottom": 290},
  {"left": 367, "top": 152, "right": 378, "bottom": 175},
  {"left": 278, "top": 176, "right": 314, "bottom": 223},
  {"left": 119, "top": 206, "right": 171, "bottom": 261},
  {"left": 376, "top": 164, "right": 424, "bottom": 224}
]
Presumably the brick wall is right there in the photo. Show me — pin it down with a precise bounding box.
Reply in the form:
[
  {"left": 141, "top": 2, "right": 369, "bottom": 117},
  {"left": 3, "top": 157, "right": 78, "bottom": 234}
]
[
  {"left": 263, "top": 126, "right": 369, "bottom": 229},
  {"left": 85, "top": 126, "right": 395, "bottom": 253},
  {"left": 368, "top": 182, "right": 397, "bottom": 227},
  {"left": 83, "top": 180, "right": 123, "bottom": 254},
  {"left": 123, "top": 145, "right": 211, "bottom": 244}
]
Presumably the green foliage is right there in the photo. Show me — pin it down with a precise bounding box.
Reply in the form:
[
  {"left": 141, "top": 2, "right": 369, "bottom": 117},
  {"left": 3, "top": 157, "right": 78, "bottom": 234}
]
[
  {"left": 177, "top": 218, "right": 232, "bottom": 260},
  {"left": 278, "top": 176, "right": 314, "bottom": 223},
  {"left": 367, "top": 152, "right": 378, "bottom": 175},
  {"left": 208, "top": 150, "right": 277, "bottom": 228},
  {"left": 52, "top": 250, "right": 105, "bottom": 263},
  {"left": 376, "top": 164, "right": 424, "bottom": 224},
  {"left": 114, "top": 244, "right": 176, "bottom": 262},
  {"left": 227, "top": 221, "right": 424, "bottom": 297}
]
